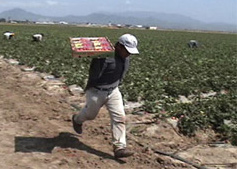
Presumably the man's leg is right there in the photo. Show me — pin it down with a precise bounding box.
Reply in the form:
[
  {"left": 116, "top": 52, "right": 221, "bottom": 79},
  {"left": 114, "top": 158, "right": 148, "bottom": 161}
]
[
  {"left": 105, "top": 88, "right": 134, "bottom": 158},
  {"left": 73, "top": 88, "right": 107, "bottom": 133}
]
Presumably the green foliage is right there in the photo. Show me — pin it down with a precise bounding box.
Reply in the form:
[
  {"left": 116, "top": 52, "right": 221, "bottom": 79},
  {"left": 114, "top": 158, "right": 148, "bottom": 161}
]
[
  {"left": 0, "top": 24, "right": 236, "bottom": 143},
  {"left": 166, "top": 91, "right": 237, "bottom": 141}
]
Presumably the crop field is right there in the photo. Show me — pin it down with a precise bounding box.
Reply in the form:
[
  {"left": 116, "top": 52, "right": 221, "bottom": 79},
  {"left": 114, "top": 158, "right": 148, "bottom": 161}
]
[{"left": 0, "top": 24, "right": 236, "bottom": 144}]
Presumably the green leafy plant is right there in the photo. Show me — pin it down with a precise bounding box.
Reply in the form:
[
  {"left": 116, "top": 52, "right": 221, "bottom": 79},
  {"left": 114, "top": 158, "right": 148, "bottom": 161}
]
[{"left": 0, "top": 24, "right": 236, "bottom": 144}]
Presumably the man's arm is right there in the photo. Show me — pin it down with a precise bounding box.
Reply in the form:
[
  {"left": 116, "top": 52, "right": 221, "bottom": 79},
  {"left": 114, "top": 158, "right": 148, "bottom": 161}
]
[{"left": 85, "top": 58, "right": 107, "bottom": 90}]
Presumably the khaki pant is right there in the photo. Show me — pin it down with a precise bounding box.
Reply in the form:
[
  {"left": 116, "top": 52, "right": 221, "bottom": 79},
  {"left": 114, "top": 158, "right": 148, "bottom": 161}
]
[{"left": 74, "top": 87, "right": 126, "bottom": 150}]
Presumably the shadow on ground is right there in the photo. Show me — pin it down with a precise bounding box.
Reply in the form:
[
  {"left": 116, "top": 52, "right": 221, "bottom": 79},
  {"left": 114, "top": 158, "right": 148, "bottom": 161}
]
[{"left": 15, "top": 132, "right": 125, "bottom": 163}]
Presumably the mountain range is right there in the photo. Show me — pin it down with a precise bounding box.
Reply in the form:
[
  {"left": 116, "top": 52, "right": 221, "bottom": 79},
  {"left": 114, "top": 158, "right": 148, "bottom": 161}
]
[{"left": 0, "top": 8, "right": 236, "bottom": 32}]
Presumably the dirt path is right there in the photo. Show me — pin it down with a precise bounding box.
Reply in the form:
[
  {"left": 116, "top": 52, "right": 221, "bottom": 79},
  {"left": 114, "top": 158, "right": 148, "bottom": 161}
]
[{"left": 0, "top": 57, "right": 236, "bottom": 169}]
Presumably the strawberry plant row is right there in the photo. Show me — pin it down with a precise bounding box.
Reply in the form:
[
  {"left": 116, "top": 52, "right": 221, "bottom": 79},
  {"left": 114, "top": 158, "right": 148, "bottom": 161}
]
[{"left": 0, "top": 24, "right": 236, "bottom": 144}]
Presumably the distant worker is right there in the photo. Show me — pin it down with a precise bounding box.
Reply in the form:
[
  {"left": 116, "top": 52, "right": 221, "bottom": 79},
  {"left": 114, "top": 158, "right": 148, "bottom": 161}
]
[
  {"left": 72, "top": 34, "right": 139, "bottom": 159},
  {"left": 188, "top": 40, "right": 199, "bottom": 48},
  {"left": 3, "top": 31, "right": 15, "bottom": 39},
  {"left": 32, "top": 33, "right": 44, "bottom": 42}
]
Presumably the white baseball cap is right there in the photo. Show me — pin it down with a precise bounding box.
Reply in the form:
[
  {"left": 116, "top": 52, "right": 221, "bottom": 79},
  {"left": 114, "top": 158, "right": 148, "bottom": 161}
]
[{"left": 119, "top": 34, "right": 139, "bottom": 54}]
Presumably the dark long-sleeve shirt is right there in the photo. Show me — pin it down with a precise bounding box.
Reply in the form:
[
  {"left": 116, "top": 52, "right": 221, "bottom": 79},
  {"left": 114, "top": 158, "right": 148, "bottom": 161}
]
[{"left": 85, "top": 53, "right": 129, "bottom": 90}]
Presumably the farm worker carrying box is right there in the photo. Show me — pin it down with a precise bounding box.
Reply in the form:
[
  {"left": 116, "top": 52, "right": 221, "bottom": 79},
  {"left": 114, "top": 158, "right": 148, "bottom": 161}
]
[{"left": 71, "top": 34, "right": 139, "bottom": 158}]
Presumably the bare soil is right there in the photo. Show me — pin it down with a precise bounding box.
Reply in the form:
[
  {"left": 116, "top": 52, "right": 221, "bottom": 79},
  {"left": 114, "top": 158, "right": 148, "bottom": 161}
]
[{"left": 0, "top": 57, "right": 236, "bottom": 169}]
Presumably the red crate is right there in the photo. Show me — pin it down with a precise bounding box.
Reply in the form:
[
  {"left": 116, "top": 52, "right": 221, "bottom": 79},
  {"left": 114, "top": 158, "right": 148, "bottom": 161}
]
[{"left": 70, "top": 37, "right": 115, "bottom": 58}]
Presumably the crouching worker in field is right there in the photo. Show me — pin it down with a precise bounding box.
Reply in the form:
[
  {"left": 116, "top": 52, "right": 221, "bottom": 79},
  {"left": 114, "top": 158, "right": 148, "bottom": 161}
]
[
  {"left": 72, "top": 34, "right": 139, "bottom": 158},
  {"left": 32, "top": 33, "right": 44, "bottom": 42},
  {"left": 188, "top": 40, "right": 199, "bottom": 48},
  {"left": 3, "top": 31, "right": 15, "bottom": 39}
]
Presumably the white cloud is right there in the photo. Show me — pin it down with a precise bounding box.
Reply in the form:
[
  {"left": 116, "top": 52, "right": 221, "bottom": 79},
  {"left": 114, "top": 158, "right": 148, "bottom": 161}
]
[
  {"left": 46, "top": 0, "right": 59, "bottom": 6},
  {"left": 0, "top": 0, "right": 62, "bottom": 8},
  {"left": 125, "top": 0, "right": 131, "bottom": 5}
]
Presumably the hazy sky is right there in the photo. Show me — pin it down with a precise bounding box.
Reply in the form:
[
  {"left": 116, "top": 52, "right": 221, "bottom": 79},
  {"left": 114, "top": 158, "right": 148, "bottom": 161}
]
[{"left": 0, "top": 0, "right": 236, "bottom": 24}]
